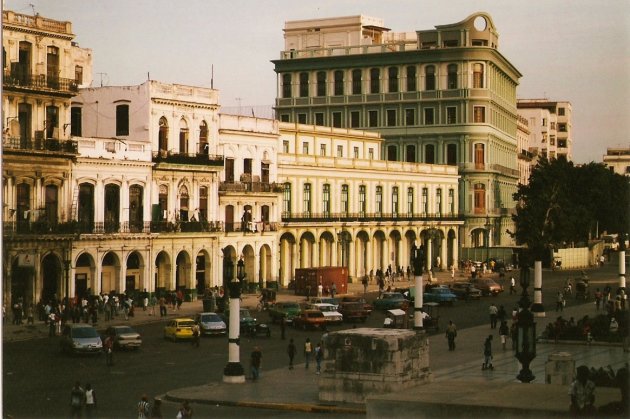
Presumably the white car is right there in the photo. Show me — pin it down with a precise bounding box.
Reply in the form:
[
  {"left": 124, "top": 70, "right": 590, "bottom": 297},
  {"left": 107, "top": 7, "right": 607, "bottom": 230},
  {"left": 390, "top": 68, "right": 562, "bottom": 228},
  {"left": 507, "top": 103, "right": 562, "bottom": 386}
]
[{"left": 310, "top": 303, "right": 343, "bottom": 324}]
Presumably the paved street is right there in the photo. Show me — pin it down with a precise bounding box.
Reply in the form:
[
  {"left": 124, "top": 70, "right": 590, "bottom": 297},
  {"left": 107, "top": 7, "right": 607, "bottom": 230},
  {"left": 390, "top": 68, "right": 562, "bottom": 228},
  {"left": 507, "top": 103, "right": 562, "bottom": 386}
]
[{"left": 2, "top": 257, "right": 626, "bottom": 418}]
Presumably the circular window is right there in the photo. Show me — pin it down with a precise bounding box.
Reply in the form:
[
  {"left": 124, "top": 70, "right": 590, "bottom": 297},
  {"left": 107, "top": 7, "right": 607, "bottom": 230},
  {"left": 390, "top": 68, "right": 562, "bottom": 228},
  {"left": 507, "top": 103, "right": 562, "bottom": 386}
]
[{"left": 474, "top": 16, "right": 487, "bottom": 31}]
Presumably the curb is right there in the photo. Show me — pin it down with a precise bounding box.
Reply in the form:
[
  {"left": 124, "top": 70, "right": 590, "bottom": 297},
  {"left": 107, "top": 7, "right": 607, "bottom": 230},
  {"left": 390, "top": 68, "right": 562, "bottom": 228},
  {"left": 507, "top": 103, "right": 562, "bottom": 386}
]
[{"left": 537, "top": 338, "right": 623, "bottom": 347}]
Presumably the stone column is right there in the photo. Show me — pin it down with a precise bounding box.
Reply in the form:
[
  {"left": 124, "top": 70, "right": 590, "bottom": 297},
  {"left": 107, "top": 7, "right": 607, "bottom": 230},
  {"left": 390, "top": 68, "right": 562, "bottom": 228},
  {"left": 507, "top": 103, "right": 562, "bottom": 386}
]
[
  {"left": 531, "top": 261, "right": 545, "bottom": 317},
  {"left": 619, "top": 250, "right": 626, "bottom": 290}
]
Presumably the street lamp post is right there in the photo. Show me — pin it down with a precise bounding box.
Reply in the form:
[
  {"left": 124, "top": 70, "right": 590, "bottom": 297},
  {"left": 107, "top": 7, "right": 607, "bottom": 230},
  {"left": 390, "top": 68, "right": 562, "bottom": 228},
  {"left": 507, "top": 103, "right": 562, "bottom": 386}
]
[
  {"left": 410, "top": 241, "right": 424, "bottom": 330},
  {"left": 223, "top": 256, "right": 245, "bottom": 383},
  {"left": 515, "top": 265, "right": 536, "bottom": 383},
  {"left": 484, "top": 216, "right": 492, "bottom": 266}
]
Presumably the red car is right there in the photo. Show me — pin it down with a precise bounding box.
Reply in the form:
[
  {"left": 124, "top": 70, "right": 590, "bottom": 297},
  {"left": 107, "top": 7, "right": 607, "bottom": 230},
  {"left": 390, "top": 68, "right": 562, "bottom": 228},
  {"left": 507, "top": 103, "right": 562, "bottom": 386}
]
[{"left": 292, "top": 310, "right": 327, "bottom": 330}]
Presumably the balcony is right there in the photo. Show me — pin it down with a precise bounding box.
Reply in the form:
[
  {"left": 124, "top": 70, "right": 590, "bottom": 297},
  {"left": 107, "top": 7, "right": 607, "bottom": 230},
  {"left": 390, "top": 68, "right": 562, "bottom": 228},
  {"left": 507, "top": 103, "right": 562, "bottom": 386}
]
[
  {"left": 280, "top": 211, "right": 463, "bottom": 223},
  {"left": 150, "top": 220, "right": 224, "bottom": 233},
  {"left": 152, "top": 151, "right": 224, "bottom": 167},
  {"left": 3, "top": 70, "right": 78, "bottom": 95},
  {"left": 219, "top": 181, "right": 284, "bottom": 193},
  {"left": 2, "top": 136, "right": 78, "bottom": 154}
]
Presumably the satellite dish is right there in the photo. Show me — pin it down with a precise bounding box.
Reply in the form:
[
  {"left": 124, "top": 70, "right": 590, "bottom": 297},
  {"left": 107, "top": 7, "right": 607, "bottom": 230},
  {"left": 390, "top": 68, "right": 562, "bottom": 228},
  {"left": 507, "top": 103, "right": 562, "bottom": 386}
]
[{"left": 9, "top": 119, "right": 20, "bottom": 137}]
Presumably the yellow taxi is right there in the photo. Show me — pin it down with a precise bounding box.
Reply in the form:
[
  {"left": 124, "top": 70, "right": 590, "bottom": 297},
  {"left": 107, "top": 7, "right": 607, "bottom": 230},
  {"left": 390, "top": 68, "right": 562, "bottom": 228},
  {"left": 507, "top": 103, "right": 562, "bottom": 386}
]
[{"left": 163, "top": 318, "right": 195, "bottom": 342}]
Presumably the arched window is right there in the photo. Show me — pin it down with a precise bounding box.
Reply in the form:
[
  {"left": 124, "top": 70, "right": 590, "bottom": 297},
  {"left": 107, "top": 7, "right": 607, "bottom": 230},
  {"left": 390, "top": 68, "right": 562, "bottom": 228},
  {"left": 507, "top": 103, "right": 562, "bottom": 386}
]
[
  {"left": 45, "top": 185, "right": 58, "bottom": 224},
  {"left": 352, "top": 69, "right": 362, "bottom": 94},
  {"left": 158, "top": 117, "right": 169, "bottom": 152},
  {"left": 388, "top": 67, "right": 398, "bottom": 93},
  {"left": 198, "top": 121, "right": 208, "bottom": 154},
  {"left": 334, "top": 70, "right": 344, "bottom": 95},
  {"left": 16, "top": 183, "right": 30, "bottom": 231},
  {"left": 179, "top": 185, "right": 189, "bottom": 221},
  {"left": 474, "top": 183, "right": 486, "bottom": 214},
  {"left": 406, "top": 66, "right": 416, "bottom": 92},
  {"left": 129, "top": 185, "right": 144, "bottom": 232},
  {"left": 78, "top": 183, "right": 94, "bottom": 232},
  {"left": 370, "top": 68, "right": 380, "bottom": 93},
  {"left": 316, "top": 71, "right": 326, "bottom": 96},
  {"left": 199, "top": 186, "right": 208, "bottom": 221},
  {"left": 447, "top": 64, "right": 458, "bottom": 89},
  {"left": 473, "top": 63, "right": 484, "bottom": 88},
  {"left": 299, "top": 72, "right": 309, "bottom": 97},
  {"left": 474, "top": 143, "right": 485, "bottom": 169},
  {"left": 179, "top": 118, "right": 189, "bottom": 154},
  {"left": 425, "top": 65, "right": 436, "bottom": 91},
  {"left": 158, "top": 184, "right": 168, "bottom": 221},
  {"left": 104, "top": 184, "right": 120, "bottom": 232}
]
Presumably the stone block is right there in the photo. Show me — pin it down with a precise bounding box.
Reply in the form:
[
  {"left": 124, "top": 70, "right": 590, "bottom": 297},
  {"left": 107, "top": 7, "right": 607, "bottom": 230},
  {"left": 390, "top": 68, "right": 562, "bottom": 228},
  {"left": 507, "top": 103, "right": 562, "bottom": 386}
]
[{"left": 545, "top": 351, "right": 575, "bottom": 385}]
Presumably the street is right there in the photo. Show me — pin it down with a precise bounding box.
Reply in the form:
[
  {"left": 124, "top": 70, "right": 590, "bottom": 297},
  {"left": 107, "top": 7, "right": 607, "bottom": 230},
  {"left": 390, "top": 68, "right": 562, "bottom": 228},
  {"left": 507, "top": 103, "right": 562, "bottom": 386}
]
[{"left": 2, "top": 260, "right": 622, "bottom": 418}]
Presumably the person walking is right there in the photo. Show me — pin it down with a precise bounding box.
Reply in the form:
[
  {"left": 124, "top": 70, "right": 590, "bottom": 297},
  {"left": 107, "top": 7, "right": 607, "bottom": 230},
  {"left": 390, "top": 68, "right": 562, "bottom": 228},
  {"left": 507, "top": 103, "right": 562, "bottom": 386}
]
[
  {"left": 191, "top": 323, "right": 200, "bottom": 348},
  {"left": 159, "top": 296, "right": 167, "bottom": 317},
  {"left": 488, "top": 303, "right": 498, "bottom": 329},
  {"left": 499, "top": 321, "right": 509, "bottom": 350},
  {"left": 104, "top": 334, "right": 114, "bottom": 366},
  {"left": 304, "top": 337, "right": 313, "bottom": 369},
  {"left": 250, "top": 346, "right": 262, "bottom": 381},
  {"left": 556, "top": 291, "right": 565, "bottom": 312},
  {"left": 176, "top": 400, "right": 193, "bottom": 418},
  {"left": 594, "top": 288, "right": 602, "bottom": 311},
  {"left": 137, "top": 394, "right": 151, "bottom": 419},
  {"left": 315, "top": 342, "right": 323, "bottom": 374},
  {"left": 70, "top": 381, "right": 85, "bottom": 419},
  {"left": 445, "top": 320, "right": 457, "bottom": 351},
  {"left": 509, "top": 276, "right": 516, "bottom": 295},
  {"left": 287, "top": 338, "right": 296, "bottom": 369},
  {"left": 331, "top": 283, "right": 337, "bottom": 299},
  {"left": 84, "top": 383, "right": 96, "bottom": 418},
  {"left": 482, "top": 335, "right": 494, "bottom": 370}
]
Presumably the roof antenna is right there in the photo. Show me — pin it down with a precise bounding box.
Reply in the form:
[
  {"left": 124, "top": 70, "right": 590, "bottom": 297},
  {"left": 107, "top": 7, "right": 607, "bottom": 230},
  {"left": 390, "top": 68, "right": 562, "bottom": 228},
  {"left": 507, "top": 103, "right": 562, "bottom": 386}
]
[
  {"left": 29, "top": 3, "right": 36, "bottom": 15},
  {"left": 211, "top": 64, "right": 214, "bottom": 89}
]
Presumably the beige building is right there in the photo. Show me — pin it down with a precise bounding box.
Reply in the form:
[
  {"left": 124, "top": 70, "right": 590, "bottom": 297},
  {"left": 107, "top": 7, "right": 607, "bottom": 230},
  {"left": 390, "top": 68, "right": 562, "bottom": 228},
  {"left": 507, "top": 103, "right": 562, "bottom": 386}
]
[
  {"left": 517, "top": 99, "right": 573, "bottom": 161},
  {"left": 516, "top": 114, "right": 536, "bottom": 185},
  {"left": 603, "top": 146, "right": 630, "bottom": 176}
]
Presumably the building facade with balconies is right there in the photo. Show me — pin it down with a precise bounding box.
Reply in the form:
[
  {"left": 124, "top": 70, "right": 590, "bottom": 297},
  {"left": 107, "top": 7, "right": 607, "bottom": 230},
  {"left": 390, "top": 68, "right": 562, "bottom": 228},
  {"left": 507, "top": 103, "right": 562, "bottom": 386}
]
[
  {"left": 272, "top": 12, "right": 521, "bottom": 250},
  {"left": 516, "top": 115, "right": 536, "bottom": 186},
  {"left": 517, "top": 99, "right": 573, "bottom": 162},
  {"left": 603, "top": 147, "right": 630, "bottom": 177}
]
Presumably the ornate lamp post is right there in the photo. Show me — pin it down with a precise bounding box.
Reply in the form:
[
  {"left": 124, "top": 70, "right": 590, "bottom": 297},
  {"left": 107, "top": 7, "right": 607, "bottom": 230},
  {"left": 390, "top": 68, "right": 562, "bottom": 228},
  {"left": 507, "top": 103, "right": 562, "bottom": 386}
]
[
  {"left": 484, "top": 216, "right": 492, "bottom": 265},
  {"left": 515, "top": 265, "right": 536, "bottom": 383},
  {"left": 223, "top": 256, "right": 245, "bottom": 383},
  {"left": 410, "top": 241, "right": 424, "bottom": 330}
]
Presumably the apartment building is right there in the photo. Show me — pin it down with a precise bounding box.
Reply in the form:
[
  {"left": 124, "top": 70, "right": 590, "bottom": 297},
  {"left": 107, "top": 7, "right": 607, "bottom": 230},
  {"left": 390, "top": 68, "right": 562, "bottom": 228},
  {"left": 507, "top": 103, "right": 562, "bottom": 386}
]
[
  {"left": 517, "top": 99, "right": 573, "bottom": 161},
  {"left": 603, "top": 147, "right": 630, "bottom": 176}
]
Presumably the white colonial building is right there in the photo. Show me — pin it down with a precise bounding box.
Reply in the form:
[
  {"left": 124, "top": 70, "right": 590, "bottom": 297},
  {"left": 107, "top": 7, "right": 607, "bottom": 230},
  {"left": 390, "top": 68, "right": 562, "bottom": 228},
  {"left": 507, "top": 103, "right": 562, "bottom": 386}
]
[{"left": 517, "top": 99, "right": 573, "bottom": 161}]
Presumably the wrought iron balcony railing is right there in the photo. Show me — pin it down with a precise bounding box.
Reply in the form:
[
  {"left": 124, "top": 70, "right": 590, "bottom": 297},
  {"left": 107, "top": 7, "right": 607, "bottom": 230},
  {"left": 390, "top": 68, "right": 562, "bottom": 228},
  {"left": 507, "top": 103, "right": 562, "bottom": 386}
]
[
  {"left": 3, "top": 70, "right": 78, "bottom": 94},
  {"left": 2, "top": 136, "right": 78, "bottom": 153},
  {"left": 152, "top": 151, "right": 224, "bottom": 166},
  {"left": 219, "top": 181, "right": 284, "bottom": 193},
  {"left": 280, "top": 212, "right": 463, "bottom": 223}
]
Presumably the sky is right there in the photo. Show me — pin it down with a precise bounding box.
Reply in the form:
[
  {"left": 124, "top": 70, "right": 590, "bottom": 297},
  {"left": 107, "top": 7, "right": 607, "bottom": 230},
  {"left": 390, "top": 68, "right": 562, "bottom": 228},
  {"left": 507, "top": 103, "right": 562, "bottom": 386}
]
[{"left": 5, "top": 0, "right": 629, "bottom": 163}]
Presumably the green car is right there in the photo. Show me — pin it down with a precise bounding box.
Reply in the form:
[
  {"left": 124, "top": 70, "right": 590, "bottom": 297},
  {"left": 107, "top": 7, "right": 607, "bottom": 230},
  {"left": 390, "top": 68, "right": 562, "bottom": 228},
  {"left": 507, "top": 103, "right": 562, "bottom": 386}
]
[
  {"left": 267, "top": 302, "right": 301, "bottom": 324},
  {"left": 221, "top": 308, "right": 270, "bottom": 337}
]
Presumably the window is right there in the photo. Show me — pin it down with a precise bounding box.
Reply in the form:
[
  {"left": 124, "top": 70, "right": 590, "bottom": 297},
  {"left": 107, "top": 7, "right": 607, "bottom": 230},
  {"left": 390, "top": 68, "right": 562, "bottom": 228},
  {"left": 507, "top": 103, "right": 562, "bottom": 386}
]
[
  {"left": 370, "top": 68, "right": 380, "bottom": 93},
  {"left": 341, "top": 184, "right": 349, "bottom": 215},
  {"left": 386, "top": 109, "right": 396, "bottom": 126},
  {"left": 316, "top": 71, "right": 326, "bottom": 96},
  {"left": 447, "top": 107, "right": 457, "bottom": 124},
  {"left": 352, "top": 69, "right": 362, "bottom": 94},
  {"left": 314, "top": 113, "right": 324, "bottom": 126},
  {"left": 282, "top": 74, "right": 292, "bottom": 98},
  {"left": 198, "top": 121, "right": 209, "bottom": 154},
  {"left": 158, "top": 185, "right": 168, "bottom": 221},
  {"left": 375, "top": 186, "right": 383, "bottom": 216},
  {"left": 387, "top": 145, "right": 397, "bottom": 161},
  {"left": 359, "top": 185, "right": 366, "bottom": 216},
  {"left": 368, "top": 110, "right": 378, "bottom": 127},
  {"left": 297, "top": 113, "right": 307, "bottom": 124},
  {"left": 425, "top": 66, "right": 435, "bottom": 91},
  {"left": 334, "top": 70, "right": 344, "bottom": 95},
  {"left": 406, "top": 144, "right": 416, "bottom": 163},
  {"left": 283, "top": 183, "right": 292, "bottom": 215},
  {"left": 558, "top": 123, "right": 567, "bottom": 132},
  {"left": 388, "top": 67, "right": 398, "bottom": 93},
  {"left": 280, "top": 114, "right": 290, "bottom": 122},
  {"left": 447, "top": 144, "right": 457, "bottom": 165},
  {"left": 104, "top": 184, "right": 120, "bottom": 231},
  {"left": 337, "top": 145, "right": 343, "bottom": 157},
  {"left": 406, "top": 66, "right": 416, "bottom": 92},
  {"left": 225, "top": 158, "right": 235, "bottom": 182},
  {"left": 436, "top": 189, "right": 442, "bottom": 215},
  {"left": 320, "top": 144, "right": 326, "bottom": 156},
  {"left": 322, "top": 184, "right": 330, "bottom": 217},
  {"left": 558, "top": 107, "right": 565, "bottom": 116},
  {"left": 353, "top": 147, "right": 359, "bottom": 158},
  {"left": 282, "top": 140, "right": 289, "bottom": 153},
  {"left": 332, "top": 112, "right": 342, "bottom": 128},
  {"left": 158, "top": 117, "right": 168, "bottom": 152},
  {"left": 473, "top": 64, "right": 484, "bottom": 88},
  {"left": 447, "top": 64, "right": 458, "bottom": 89},
  {"left": 424, "top": 108, "right": 435, "bottom": 125},
  {"left": 473, "top": 106, "right": 485, "bottom": 123},
  {"left": 303, "top": 183, "right": 311, "bottom": 216},
  {"left": 261, "top": 162, "right": 269, "bottom": 183},
  {"left": 550, "top": 136, "right": 555, "bottom": 146},
  {"left": 368, "top": 148, "right": 374, "bottom": 160},
  {"left": 392, "top": 186, "right": 399, "bottom": 217},
  {"left": 46, "top": 46, "right": 59, "bottom": 88},
  {"left": 302, "top": 142, "right": 309, "bottom": 154},
  {"left": 243, "top": 158, "right": 252, "bottom": 176},
  {"left": 474, "top": 183, "right": 486, "bottom": 213},
  {"left": 45, "top": 105, "right": 59, "bottom": 138},
  {"left": 405, "top": 108, "right": 415, "bottom": 126},
  {"left": 448, "top": 189, "right": 455, "bottom": 215},
  {"left": 74, "top": 65, "right": 83, "bottom": 85},
  {"left": 116, "top": 104, "right": 129, "bottom": 136},
  {"left": 45, "top": 184, "right": 58, "bottom": 224},
  {"left": 425, "top": 144, "right": 435, "bottom": 164},
  {"left": 422, "top": 188, "right": 428, "bottom": 215},
  {"left": 474, "top": 143, "right": 485, "bottom": 169},
  {"left": 407, "top": 187, "right": 414, "bottom": 216},
  {"left": 179, "top": 124, "right": 188, "bottom": 154},
  {"left": 350, "top": 111, "right": 360, "bottom": 128},
  {"left": 299, "top": 72, "right": 309, "bottom": 97},
  {"left": 70, "top": 107, "right": 82, "bottom": 136}
]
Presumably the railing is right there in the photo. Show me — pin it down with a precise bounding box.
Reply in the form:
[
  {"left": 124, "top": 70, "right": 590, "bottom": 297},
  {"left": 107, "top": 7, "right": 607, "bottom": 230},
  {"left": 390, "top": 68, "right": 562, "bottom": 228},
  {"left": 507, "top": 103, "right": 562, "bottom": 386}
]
[
  {"left": 3, "top": 11, "right": 71, "bottom": 34},
  {"left": 224, "top": 222, "right": 279, "bottom": 233},
  {"left": 280, "top": 212, "right": 463, "bottom": 223},
  {"left": 152, "top": 151, "right": 224, "bottom": 166},
  {"left": 2, "top": 136, "right": 78, "bottom": 153},
  {"left": 3, "top": 70, "right": 78, "bottom": 94},
  {"left": 150, "top": 220, "right": 224, "bottom": 233},
  {"left": 3, "top": 221, "right": 151, "bottom": 235},
  {"left": 219, "top": 181, "right": 284, "bottom": 193}
]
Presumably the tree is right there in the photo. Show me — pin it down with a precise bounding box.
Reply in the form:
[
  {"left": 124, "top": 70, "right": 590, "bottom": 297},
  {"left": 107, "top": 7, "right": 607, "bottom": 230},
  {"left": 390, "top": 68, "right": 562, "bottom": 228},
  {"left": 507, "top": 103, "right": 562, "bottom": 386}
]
[{"left": 512, "top": 157, "right": 629, "bottom": 264}]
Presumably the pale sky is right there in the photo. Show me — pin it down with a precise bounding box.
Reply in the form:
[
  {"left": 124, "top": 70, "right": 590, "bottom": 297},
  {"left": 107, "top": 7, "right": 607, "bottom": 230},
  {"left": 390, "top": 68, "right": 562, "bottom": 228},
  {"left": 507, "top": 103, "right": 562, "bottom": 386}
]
[{"left": 6, "top": 0, "right": 629, "bottom": 163}]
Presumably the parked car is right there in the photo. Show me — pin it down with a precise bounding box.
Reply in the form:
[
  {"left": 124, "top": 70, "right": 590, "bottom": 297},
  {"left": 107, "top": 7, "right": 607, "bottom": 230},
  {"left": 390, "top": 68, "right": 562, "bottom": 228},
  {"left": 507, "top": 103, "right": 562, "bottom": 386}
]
[
  {"left": 292, "top": 310, "right": 327, "bottom": 330},
  {"left": 104, "top": 325, "right": 142, "bottom": 350},
  {"left": 309, "top": 297, "right": 339, "bottom": 310},
  {"left": 309, "top": 303, "right": 343, "bottom": 324},
  {"left": 60, "top": 324, "right": 103, "bottom": 355},
  {"left": 338, "top": 301, "right": 369, "bottom": 322},
  {"left": 195, "top": 312, "right": 227, "bottom": 336},
  {"left": 267, "top": 302, "right": 302, "bottom": 324},
  {"left": 373, "top": 292, "right": 409, "bottom": 310},
  {"left": 423, "top": 287, "right": 457, "bottom": 305},
  {"left": 221, "top": 308, "right": 270, "bottom": 337},
  {"left": 449, "top": 282, "right": 482, "bottom": 300},
  {"left": 164, "top": 318, "right": 195, "bottom": 341},
  {"left": 339, "top": 296, "right": 373, "bottom": 314},
  {"left": 472, "top": 278, "right": 504, "bottom": 296}
]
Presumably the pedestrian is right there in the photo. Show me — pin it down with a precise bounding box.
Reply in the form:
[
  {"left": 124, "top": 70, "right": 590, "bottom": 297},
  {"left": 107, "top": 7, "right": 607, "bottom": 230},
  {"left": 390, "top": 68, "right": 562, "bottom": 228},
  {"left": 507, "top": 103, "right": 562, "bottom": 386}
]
[
  {"left": 331, "top": 283, "right": 337, "bottom": 299},
  {"left": 26, "top": 304, "right": 34, "bottom": 325},
  {"left": 70, "top": 381, "right": 85, "bottom": 419},
  {"left": 594, "top": 288, "right": 602, "bottom": 310},
  {"left": 445, "top": 320, "right": 457, "bottom": 351},
  {"left": 488, "top": 303, "right": 498, "bottom": 329},
  {"left": 137, "top": 394, "right": 151, "bottom": 419},
  {"left": 315, "top": 342, "right": 323, "bottom": 374},
  {"left": 509, "top": 276, "right": 516, "bottom": 295},
  {"left": 150, "top": 398, "right": 163, "bottom": 419},
  {"left": 159, "top": 296, "right": 167, "bottom": 317},
  {"left": 317, "top": 282, "right": 323, "bottom": 297},
  {"left": 280, "top": 315, "right": 286, "bottom": 340},
  {"left": 176, "top": 400, "right": 193, "bottom": 419},
  {"left": 497, "top": 304, "right": 507, "bottom": 324},
  {"left": 250, "top": 346, "right": 262, "bottom": 381},
  {"left": 362, "top": 276, "right": 368, "bottom": 294},
  {"left": 287, "top": 338, "right": 296, "bottom": 369},
  {"left": 609, "top": 317, "right": 619, "bottom": 342},
  {"left": 104, "top": 334, "right": 114, "bottom": 366},
  {"left": 304, "top": 337, "right": 312, "bottom": 369},
  {"left": 556, "top": 291, "right": 565, "bottom": 312},
  {"left": 482, "top": 335, "right": 494, "bottom": 370},
  {"left": 149, "top": 294, "right": 157, "bottom": 316},
  {"left": 569, "top": 365, "right": 596, "bottom": 415},
  {"left": 84, "top": 383, "right": 96, "bottom": 418},
  {"left": 191, "top": 323, "right": 200, "bottom": 347},
  {"left": 499, "top": 321, "right": 509, "bottom": 350},
  {"left": 49, "top": 311, "right": 57, "bottom": 337}
]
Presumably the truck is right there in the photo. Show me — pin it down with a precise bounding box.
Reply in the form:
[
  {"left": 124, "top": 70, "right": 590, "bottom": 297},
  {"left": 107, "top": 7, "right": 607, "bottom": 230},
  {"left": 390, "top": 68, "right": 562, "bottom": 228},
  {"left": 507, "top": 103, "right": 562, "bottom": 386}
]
[{"left": 294, "top": 267, "right": 348, "bottom": 297}]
